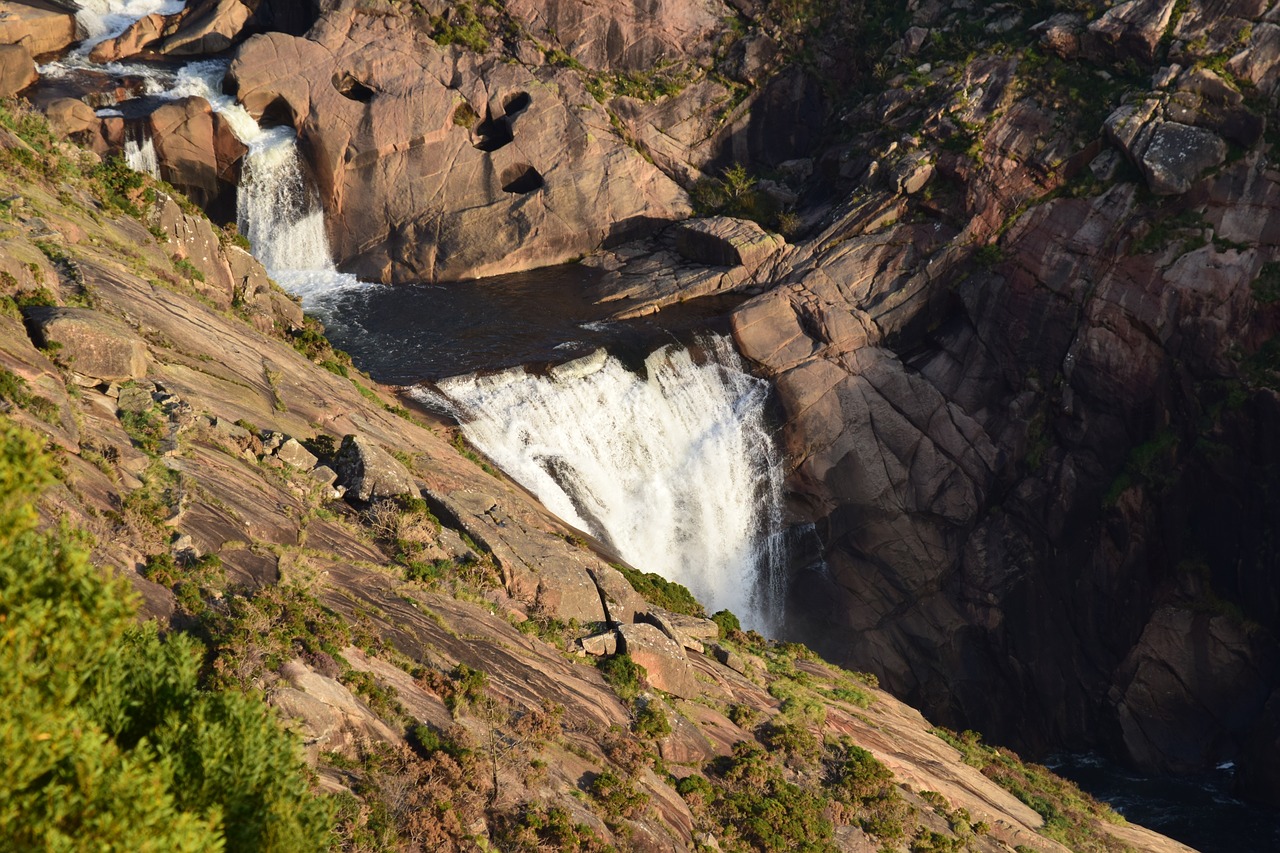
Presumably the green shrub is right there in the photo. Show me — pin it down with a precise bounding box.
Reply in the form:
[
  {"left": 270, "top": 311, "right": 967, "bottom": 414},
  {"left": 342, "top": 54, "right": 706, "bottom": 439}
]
[
  {"left": 709, "top": 741, "right": 836, "bottom": 852},
  {"left": 613, "top": 563, "right": 705, "bottom": 617},
  {"left": 632, "top": 701, "right": 671, "bottom": 740},
  {"left": 589, "top": 770, "right": 649, "bottom": 820},
  {"left": 711, "top": 609, "right": 741, "bottom": 638},
  {"left": 596, "top": 653, "right": 646, "bottom": 702},
  {"left": 0, "top": 420, "right": 333, "bottom": 850}
]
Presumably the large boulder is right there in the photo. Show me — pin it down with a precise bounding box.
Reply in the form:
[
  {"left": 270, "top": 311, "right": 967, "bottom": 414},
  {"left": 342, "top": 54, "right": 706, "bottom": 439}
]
[
  {"left": 1082, "top": 0, "right": 1179, "bottom": 64},
  {"left": 22, "top": 307, "right": 150, "bottom": 383},
  {"left": 0, "top": 1, "right": 77, "bottom": 56},
  {"left": 617, "top": 623, "right": 700, "bottom": 699},
  {"left": 146, "top": 97, "right": 247, "bottom": 222},
  {"left": 333, "top": 435, "right": 419, "bottom": 503},
  {"left": 0, "top": 42, "right": 33, "bottom": 97},
  {"left": 227, "top": 15, "right": 689, "bottom": 283},
  {"left": 674, "top": 216, "right": 784, "bottom": 269},
  {"left": 1105, "top": 100, "right": 1228, "bottom": 195}
]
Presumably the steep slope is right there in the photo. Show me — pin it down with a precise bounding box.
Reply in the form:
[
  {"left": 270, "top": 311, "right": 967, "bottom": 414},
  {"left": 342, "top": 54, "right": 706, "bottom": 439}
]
[{"left": 0, "top": 99, "right": 1193, "bottom": 850}]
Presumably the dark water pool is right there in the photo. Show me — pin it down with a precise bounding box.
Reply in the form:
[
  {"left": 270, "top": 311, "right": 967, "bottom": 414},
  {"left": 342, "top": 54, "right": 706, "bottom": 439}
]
[
  {"left": 313, "top": 263, "right": 743, "bottom": 384},
  {"left": 1049, "top": 754, "right": 1280, "bottom": 852}
]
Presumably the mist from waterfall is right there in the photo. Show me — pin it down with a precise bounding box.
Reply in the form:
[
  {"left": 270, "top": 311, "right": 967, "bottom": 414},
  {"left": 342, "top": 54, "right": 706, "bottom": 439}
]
[{"left": 427, "top": 337, "right": 786, "bottom": 633}]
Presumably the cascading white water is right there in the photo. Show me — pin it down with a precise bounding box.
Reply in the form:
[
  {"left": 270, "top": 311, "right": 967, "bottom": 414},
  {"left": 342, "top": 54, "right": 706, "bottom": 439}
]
[
  {"left": 74, "top": 0, "right": 186, "bottom": 55},
  {"left": 123, "top": 122, "right": 159, "bottom": 177},
  {"left": 428, "top": 336, "right": 786, "bottom": 633}
]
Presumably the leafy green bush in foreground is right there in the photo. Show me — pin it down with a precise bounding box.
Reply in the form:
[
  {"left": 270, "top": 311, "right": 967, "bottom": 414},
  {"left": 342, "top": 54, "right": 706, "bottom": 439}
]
[{"left": 0, "top": 419, "right": 332, "bottom": 850}]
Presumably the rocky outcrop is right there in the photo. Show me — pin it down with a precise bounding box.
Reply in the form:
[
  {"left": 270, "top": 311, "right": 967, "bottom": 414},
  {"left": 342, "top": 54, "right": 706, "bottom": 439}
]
[
  {"left": 503, "top": 0, "right": 726, "bottom": 71},
  {"left": 332, "top": 434, "right": 418, "bottom": 502},
  {"left": 22, "top": 307, "right": 150, "bottom": 383},
  {"left": 226, "top": 13, "right": 690, "bottom": 283},
  {"left": 145, "top": 97, "right": 247, "bottom": 223},
  {"left": 0, "top": 1, "right": 76, "bottom": 56},
  {"left": 0, "top": 42, "right": 33, "bottom": 96}
]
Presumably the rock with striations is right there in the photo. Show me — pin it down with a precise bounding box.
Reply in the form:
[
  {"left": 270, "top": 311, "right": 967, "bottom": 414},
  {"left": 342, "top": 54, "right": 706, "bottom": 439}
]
[
  {"left": 674, "top": 216, "right": 785, "bottom": 269},
  {"left": 333, "top": 434, "right": 419, "bottom": 503},
  {"left": 22, "top": 307, "right": 150, "bottom": 383},
  {"left": 0, "top": 42, "right": 33, "bottom": 97},
  {"left": 502, "top": 0, "right": 726, "bottom": 72},
  {"left": 1105, "top": 100, "right": 1228, "bottom": 195},
  {"left": 617, "top": 622, "right": 700, "bottom": 699},
  {"left": 227, "top": 13, "right": 690, "bottom": 283}
]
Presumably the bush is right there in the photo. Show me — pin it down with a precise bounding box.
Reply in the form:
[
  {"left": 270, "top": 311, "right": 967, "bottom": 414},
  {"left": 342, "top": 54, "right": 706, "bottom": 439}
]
[
  {"left": 596, "top": 653, "right": 646, "bottom": 702},
  {"left": 0, "top": 421, "right": 333, "bottom": 850},
  {"left": 613, "top": 563, "right": 705, "bottom": 617},
  {"left": 711, "top": 609, "right": 741, "bottom": 638},
  {"left": 588, "top": 771, "right": 649, "bottom": 820}
]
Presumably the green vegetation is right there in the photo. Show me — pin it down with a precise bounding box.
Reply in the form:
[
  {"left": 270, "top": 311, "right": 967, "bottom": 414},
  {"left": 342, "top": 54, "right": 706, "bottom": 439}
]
[
  {"left": 706, "top": 741, "right": 836, "bottom": 852},
  {"left": 426, "top": 0, "right": 489, "bottom": 53},
  {"left": 930, "top": 728, "right": 1127, "bottom": 851},
  {"left": 596, "top": 652, "right": 646, "bottom": 702},
  {"left": 613, "top": 563, "right": 706, "bottom": 617},
  {"left": 1252, "top": 261, "right": 1280, "bottom": 304},
  {"left": 0, "top": 419, "right": 331, "bottom": 849}
]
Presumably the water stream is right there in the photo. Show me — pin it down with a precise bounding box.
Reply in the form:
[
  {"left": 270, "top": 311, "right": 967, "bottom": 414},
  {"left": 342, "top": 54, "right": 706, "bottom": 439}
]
[{"left": 424, "top": 337, "right": 786, "bottom": 633}]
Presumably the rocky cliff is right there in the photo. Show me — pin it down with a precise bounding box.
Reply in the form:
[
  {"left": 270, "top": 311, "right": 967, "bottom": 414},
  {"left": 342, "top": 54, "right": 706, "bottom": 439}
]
[
  {"left": 0, "top": 95, "right": 1199, "bottom": 851},
  {"left": 8, "top": 0, "right": 1280, "bottom": 836}
]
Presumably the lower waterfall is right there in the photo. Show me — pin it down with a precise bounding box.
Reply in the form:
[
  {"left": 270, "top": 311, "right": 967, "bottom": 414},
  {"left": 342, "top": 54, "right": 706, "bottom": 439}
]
[
  {"left": 123, "top": 122, "right": 158, "bottom": 177},
  {"left": 429, "top": 336, "right": 786, "bottom": 633}
]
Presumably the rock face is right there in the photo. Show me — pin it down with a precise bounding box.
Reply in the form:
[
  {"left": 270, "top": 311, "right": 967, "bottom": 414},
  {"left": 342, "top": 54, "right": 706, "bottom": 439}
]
[
  {"left": 332, "top": 434, "right": 419, "bottom": 502},
  {"left": 503, "top": 0, "right": 726, "bottom": 71},
  {"left": 22, "top": 307, "right": 150, "bottom": 382},
  {"left": 226, "top": 13, "right": 690, "bottom": 283},
  {"left": 0, "top": 42, "right": 33, "bottom": 97},
  {"left": 145, "top": 97, "right": 247, "bottom": 223},
  {"left": 0, "top": 1, "right": 77, "bottom": 56}
]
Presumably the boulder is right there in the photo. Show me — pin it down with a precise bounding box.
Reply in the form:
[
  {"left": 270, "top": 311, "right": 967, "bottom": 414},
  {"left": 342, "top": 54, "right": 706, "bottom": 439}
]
[
  {"left": 1105, "top": 102, "right": 1227, "bottom": 195},
  {"left": 1082, "top": 0, "right": 1179, "bottom": 64},
  {"left": 617, "top": 622, "right": 700, "bottom": 699},
  {"left": 332, "top": 434, "right": 419, "bottom": 502},
  {"left": 22, "top": 307, "right": 150, "bottom": 382},
  {"left": 44, "top": 97, "right": 98, "bottom": 139},
  {"left": 159, "top": 0, "right": 253, "bottom": 56},
  {"left": 674, "top": 217, "right": 784, "bottom": 269},
  {"left": 1034, "top": 12, "right": 1084, "bottom": 60},
  {"left": 646, "top": 609, "right": 720, "bottom": 652},
  {"left": 0, "top": 42, "right": 33, "bottom": 97},
  {"left": 147, "top": 97, "right": 247, "bottom": 223},
  {"left": 0, "top": 1, "right": 77, "bottom": 56},
  {"left": 88, "top": 13, "right": 167, "bottom": 63},
  {"left": 579, "top": 631, "right": 619, "bottom": 656},
  {"left": 227, "top": 19, "right": 689, "bottom": 283},
  {"left": 276, "top": 437, "right": 319, "bottom": 469},
  {"left": 1139, "top": 121, "right": 1227, "bottom": 195}
]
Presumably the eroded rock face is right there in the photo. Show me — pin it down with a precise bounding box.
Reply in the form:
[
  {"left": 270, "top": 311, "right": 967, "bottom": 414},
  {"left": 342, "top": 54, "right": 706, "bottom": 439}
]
[
  {"left": 227, "top": 15, "right": 690, "bottom": 283},
  {"left": 333, "top": 434, "right": 419, "bottom": 502},
  {"left": 0, "top": 1, "right": 77, "bottom": 56},
  {"left": 503, "top": 0, "right": 726, "bottom": 72},
  {"left": 146, "top": 97, "right": 247, "bottom": 223},
  {"left": 22, "top": 307, "right": 150, "bottom": 383}
]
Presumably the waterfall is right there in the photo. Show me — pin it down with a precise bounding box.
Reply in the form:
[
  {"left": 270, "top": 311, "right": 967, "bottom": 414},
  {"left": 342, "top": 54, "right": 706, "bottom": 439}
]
[
  {"left": 429, "top": 336, "right": 786, "bottom": 633},
  {"left": 74, "top": 0, "right": 186, "bottom": 55},
  {"left": 123, "top": 122, "right": 159, "bottom": 177}
]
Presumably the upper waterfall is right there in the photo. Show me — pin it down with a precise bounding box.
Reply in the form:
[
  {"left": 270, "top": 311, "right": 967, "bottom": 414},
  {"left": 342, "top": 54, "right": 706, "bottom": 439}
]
[
  {"left": 428, "top": 336, "right": 786, "bottom": 633},
  {"left": 73, "top": 0, "right": 186, "bottom": 54}
]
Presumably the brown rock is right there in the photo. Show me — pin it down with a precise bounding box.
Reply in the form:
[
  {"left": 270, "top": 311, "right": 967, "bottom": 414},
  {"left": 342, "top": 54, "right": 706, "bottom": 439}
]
[
  {"left": 0, "top": 1, "right": 76, "bottom": 56},
  {"left": 147, "top": 97, "right": 247, "bottom": 222},
  {"left": 617, "top": 622, "right": 700, "bottom": 699},
  {"left": 227, "top": 20, "right": 689, "bottom": 283},
  {"left": 276, "top": 437, "right": 318, "bottom": 469},
  {"left": 503, "top": 0, "right": 725, "bottom": 72},
  {"left": 0, "top": 42, "right": 33, "bottom": 97},
  {"left": 160, "top": 0, "right": 253, "bottom": 56},
  {"left": 22, "top": 307, "right": 150, "bottom": 382},
  {"left": 674, "top": 216, "right": 784, "bottom": 269},
  {"left": 88, "top": 13, "right": 167, "bottom": 63},
  {"left": 333, "top": 434, "right": 419, "bottom": 502},
  {"left": 43, "top": 97, "right": 98, "bottom": 139}
]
